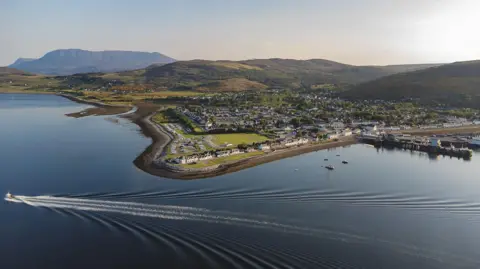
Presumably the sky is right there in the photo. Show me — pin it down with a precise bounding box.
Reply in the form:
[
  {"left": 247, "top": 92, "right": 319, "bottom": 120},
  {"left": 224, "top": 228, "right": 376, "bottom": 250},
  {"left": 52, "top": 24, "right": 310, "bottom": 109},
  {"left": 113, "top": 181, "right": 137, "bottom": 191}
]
[{"left": 1, "top": 0, "right": 480, "bottom": 66}]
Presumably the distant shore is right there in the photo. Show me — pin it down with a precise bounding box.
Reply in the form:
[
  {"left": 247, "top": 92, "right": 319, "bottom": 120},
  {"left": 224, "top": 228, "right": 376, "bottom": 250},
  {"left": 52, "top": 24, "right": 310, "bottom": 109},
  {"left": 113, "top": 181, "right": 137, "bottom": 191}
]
[
  {"left": 58, "top": 94, "right": 133, "bottom": 117},
  {"left": 57, "top": 94, "right": 128, "bottom": 108},
  {"left": 0, "top": 89, "right": 55, "bottom": 94}
]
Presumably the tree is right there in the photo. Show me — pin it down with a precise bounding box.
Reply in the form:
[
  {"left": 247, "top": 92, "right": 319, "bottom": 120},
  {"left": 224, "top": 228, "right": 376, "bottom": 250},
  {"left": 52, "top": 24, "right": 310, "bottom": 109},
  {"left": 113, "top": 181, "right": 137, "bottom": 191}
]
[
  {"left": 238, "top": 143, "right": 248, "bottom": 150},
  {"left": 290, "top": 118, "right": 301, "bottom": 128}
]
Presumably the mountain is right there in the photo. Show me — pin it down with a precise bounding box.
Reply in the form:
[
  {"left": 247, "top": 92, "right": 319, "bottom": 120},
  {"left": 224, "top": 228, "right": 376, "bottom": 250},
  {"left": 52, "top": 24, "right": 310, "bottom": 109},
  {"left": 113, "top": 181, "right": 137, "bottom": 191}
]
[
  {"left": 142, "top": 59, "right": 441, "bottom": 91},
  {"left": 10, "top": 49, "right": 176, "bottom": 75},
  {"left": 9, "top": 58, "right": 36, "bottom": 68},
  {"left": 340, "top": 60, "right": 480, "bottom": 107}
]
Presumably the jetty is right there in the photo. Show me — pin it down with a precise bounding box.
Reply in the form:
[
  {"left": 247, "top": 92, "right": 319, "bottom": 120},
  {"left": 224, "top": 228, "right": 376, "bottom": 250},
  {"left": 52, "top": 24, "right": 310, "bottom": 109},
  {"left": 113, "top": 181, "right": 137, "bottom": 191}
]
[{"left": 359, "top": 133, "right": 473, "bottom": 159}]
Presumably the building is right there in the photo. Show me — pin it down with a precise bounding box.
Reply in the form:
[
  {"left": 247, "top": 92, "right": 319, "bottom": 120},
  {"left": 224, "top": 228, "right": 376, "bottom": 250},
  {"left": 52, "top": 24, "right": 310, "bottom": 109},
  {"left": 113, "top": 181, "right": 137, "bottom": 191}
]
[
  {"left": 342, "top": 128, "right": 352, "bottom": 136},
  {"left": 327, "top": 133, "right": 339, "bottom": 139},
  {"left": 284, "top": 138, "right": 309, "bottom": 147},
  {"left": 216, "top": 151, "right": 230, "bottom": 158},
  {"left": 257, "top": 143, "right": 271, "bottom": 151},
  {"left": 364, "top": 125, "right": 377, "bottom": 133}
]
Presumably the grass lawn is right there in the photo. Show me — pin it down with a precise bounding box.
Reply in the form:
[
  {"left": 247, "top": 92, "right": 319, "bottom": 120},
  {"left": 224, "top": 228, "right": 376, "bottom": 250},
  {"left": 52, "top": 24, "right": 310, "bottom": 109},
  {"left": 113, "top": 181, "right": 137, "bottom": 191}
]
[
  {"left": 172, "top": 129, "right": 268, "bottom": 146},
  {"left": 210, "top": 133, "right": 268, "bottom": 146},
  {"left": 152, "top": 110, "right": 179, "bottom": 124},
  {"left": 180, "top": 151, "right": 265, "bottom": 169}
]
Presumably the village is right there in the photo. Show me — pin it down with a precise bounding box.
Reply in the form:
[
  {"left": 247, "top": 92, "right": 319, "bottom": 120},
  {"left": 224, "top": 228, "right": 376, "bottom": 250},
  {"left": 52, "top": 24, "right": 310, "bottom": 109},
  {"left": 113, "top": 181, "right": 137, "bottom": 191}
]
[
  {"left": 141, "top": 88, "right": 480, "bottom": 168},
  {"left": 153, "top": 97, "right": 480, "bottom": 168}
]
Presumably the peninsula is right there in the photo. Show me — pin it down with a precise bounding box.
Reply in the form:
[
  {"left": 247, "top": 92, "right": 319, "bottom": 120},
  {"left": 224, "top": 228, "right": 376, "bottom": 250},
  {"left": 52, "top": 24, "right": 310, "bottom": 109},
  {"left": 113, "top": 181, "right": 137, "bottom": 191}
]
[{"left": 3, "top": 55, "right": 480, "bottom": 179}]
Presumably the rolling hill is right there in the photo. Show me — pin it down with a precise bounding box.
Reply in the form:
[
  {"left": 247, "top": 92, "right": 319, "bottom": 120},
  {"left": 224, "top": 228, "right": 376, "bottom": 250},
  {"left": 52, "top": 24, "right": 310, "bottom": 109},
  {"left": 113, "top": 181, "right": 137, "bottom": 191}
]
[
  {"left": 9, "top": 49, "right": 176, "bottom": 75},
  {"left": 1, "top": 57, "right": 444, "bottom": 93},
  {"left": 341, "top": 60, "right": 480, "bottom": 107},
  {"left": 142, "top": 59, "right": 441, "bottom": 91},
  {"left": 0, "top": 67, "right": 30, "bottom": 76}
]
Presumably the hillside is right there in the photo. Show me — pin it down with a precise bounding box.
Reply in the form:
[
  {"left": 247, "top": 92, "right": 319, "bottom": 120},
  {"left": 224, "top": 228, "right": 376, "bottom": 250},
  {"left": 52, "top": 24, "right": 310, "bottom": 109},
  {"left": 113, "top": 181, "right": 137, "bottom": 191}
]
[
  {"left": 10, "top": 49, "right": 176, "bottom": 75},
  {"left": 9, "top": 58, "right": 35, "bottom": 68},
  {"left": 341, "top": 60, "right": 480, "bottom": 107},
  {"left": 142, "top": 59, "right": 441, "bottom": 91},
  {"left": 0, "top": 67, "right": 30, "bottom": 76},
  {"left": 1, "top": 58, "right": 444, "bottom": 93}
]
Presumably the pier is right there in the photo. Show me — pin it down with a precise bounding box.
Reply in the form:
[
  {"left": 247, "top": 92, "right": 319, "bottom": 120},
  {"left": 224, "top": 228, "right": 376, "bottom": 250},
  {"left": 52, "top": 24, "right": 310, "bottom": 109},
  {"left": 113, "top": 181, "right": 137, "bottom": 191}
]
[{"left": 359, "top": 134, "right": 473, "bottom": 159}]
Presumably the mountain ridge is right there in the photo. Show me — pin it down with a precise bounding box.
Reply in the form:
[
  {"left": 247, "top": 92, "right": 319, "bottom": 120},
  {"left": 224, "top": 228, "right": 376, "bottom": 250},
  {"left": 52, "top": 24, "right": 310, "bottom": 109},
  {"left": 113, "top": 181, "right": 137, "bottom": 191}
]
[{"left": 10, "top": 49, "right": 176, "bottom": 75}]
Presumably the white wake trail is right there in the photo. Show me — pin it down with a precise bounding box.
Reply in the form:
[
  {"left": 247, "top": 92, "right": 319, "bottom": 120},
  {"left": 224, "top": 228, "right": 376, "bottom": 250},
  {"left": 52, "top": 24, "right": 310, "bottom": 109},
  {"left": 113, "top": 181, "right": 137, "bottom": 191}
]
[{"left": 14, "top": 195, "right": 321, "bottom": 235}]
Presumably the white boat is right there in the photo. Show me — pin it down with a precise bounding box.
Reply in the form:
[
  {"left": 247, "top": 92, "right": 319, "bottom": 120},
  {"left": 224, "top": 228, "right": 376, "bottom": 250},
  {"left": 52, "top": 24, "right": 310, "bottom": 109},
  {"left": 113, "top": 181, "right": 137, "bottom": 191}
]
[
  {"left": 5, "top": 192, "right": 21, "bottom": 202},
  {"left": 342, "top": 160, "right": 348, "bottom": 164},
  {"left": 325, "top": 165, "right": 335, "bottom": 170}
]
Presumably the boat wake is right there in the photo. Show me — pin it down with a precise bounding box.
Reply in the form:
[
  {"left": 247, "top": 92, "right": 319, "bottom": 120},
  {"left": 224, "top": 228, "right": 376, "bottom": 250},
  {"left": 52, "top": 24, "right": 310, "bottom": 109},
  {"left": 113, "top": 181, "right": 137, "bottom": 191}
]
[
  {"left": 7, "top": 195, "right": 324, "bottom": 235},
  {"left": 6, "top": 194, "right": 480, "bottom": 268}
]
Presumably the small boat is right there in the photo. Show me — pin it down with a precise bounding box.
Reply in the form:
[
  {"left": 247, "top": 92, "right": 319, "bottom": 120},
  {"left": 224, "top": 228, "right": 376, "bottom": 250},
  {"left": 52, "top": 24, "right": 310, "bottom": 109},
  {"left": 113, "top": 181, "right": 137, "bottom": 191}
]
[
  {"left": 342, "top": 160, "right": 348, "bottom": 164},
  {"left": 325, "top": 165, "right": 335, "bottom": 170},
  {"left": 294, "top": 168, "right": 299, "bottom": 171},
  {"left": 336, "top": 154, "right": 340, "bottom": 156},
  {"left": 5, "top": 191, "right": 21, "bottom": 202},
  {"left": 324, "top": 158, "right": 328, "bottom": 161}
]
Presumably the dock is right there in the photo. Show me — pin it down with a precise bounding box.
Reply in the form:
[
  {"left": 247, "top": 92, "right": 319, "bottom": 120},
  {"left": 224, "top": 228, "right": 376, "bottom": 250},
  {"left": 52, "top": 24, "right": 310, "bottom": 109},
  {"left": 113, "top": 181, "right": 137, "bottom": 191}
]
[{"left": 359, "top": 134, "right": 473, "bottom": 159}]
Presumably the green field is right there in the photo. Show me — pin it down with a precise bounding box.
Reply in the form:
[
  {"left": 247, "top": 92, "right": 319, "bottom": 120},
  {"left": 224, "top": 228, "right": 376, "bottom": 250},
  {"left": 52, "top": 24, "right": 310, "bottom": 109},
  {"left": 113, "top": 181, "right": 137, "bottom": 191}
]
[
  {"left": 210, "top": 133, "right": 268, "bottom": 146},
  {"left": 175, "top": 131, "right": 268, "bottom": 146},
  {"left": 180, "top": 151, "right": 265, "bottom": 169}
]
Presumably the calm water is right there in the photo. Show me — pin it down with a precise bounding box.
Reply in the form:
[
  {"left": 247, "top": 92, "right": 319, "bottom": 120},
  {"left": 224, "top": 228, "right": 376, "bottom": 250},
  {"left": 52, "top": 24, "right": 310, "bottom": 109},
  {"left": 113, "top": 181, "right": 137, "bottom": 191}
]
[{"left": 2, "top": 94, "right": 480, "bottom": 269}]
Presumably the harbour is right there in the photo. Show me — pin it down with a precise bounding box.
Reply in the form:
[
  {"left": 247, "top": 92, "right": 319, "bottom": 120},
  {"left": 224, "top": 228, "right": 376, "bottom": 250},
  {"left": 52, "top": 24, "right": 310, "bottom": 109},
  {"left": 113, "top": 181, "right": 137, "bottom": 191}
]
[{"left": 359, "top": 133, "right": 474, "bottom": 159}]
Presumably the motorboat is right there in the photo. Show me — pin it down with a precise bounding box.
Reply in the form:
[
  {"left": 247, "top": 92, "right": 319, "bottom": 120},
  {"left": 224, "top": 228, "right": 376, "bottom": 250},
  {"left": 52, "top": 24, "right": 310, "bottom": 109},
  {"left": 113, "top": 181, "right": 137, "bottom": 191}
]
[
  {"left": 342, "top": 160, "right": 348, "bottom": 164},
  {"left": 324, "top": 158, "right": 328, "bottom": 161},
  {"left": 325, "top": 165, "right": 335, "bottom": 170},
  {"left": 5, "top": 192, "right": 21, "bottom": 202}
]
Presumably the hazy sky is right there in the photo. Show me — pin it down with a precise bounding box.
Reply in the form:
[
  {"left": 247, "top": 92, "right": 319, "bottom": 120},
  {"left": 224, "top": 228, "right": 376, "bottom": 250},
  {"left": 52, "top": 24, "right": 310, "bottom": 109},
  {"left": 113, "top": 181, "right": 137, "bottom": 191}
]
[{"left": 1, "top": 0, "right": 479, "bottom": 66}]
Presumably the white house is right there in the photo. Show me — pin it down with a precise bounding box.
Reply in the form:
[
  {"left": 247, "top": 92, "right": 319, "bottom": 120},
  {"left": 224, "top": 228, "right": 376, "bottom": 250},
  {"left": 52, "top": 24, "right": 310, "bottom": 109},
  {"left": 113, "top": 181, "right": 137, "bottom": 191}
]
[
  {"left": 284, "top": 138, "right": 309, "bottom": 147},
  {"left": 178, "top": 156, "right": 199, "bottom": 164},
  {"left": 327, "top": 133, "right": 339, "bottom": 139},
  {"left": 342, "top": 128, "right": 353, "bottom": 136},
  {"left": 257, "top": 144, "right": 271, "bottom": 151},
  {"left": 216, "top": 151, "right": 229, "bottom": 158},
  {"left": 198, "top": 154, "right": 213, "bottom": 161}
]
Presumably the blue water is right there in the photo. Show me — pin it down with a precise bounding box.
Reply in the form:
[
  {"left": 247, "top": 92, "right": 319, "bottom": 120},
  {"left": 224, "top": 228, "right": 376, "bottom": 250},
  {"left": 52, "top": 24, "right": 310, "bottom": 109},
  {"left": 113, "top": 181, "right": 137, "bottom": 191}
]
[{"left": 2, "top": 93, "right": 480, "bottom": 269}]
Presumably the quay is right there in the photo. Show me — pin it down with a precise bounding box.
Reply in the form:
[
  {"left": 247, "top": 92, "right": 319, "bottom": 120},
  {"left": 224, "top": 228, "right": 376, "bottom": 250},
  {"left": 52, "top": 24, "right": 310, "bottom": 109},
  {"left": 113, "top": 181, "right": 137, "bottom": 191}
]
[{"left": 359, "top": 133, "right": 473, "bottom": 159}]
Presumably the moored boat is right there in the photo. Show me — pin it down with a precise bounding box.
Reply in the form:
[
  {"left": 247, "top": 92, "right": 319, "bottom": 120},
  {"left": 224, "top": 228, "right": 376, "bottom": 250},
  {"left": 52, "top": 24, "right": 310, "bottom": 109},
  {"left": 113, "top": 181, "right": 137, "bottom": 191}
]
[{"left": 325, "top": 165, "right": 335, "bottom": 170}]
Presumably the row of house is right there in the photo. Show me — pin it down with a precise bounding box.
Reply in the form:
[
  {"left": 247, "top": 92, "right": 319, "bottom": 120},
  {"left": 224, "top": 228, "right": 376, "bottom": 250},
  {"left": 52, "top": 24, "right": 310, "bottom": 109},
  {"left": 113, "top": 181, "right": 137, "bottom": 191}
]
[{"left": 173, "top": 148, "right": 243, "bottom": 164}]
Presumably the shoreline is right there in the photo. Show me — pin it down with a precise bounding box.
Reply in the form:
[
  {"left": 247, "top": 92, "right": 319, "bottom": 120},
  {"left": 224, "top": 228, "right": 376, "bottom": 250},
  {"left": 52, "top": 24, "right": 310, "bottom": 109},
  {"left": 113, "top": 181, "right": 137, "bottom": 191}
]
[
  {"left": 57, "top": 93, "right": 130, "bottom": 108},
  {"left": 132, "top": 111, "right": 357, "bottom": 179},
  {"left": 52, "top": 93, "right": 480, "bottom": 179}
]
